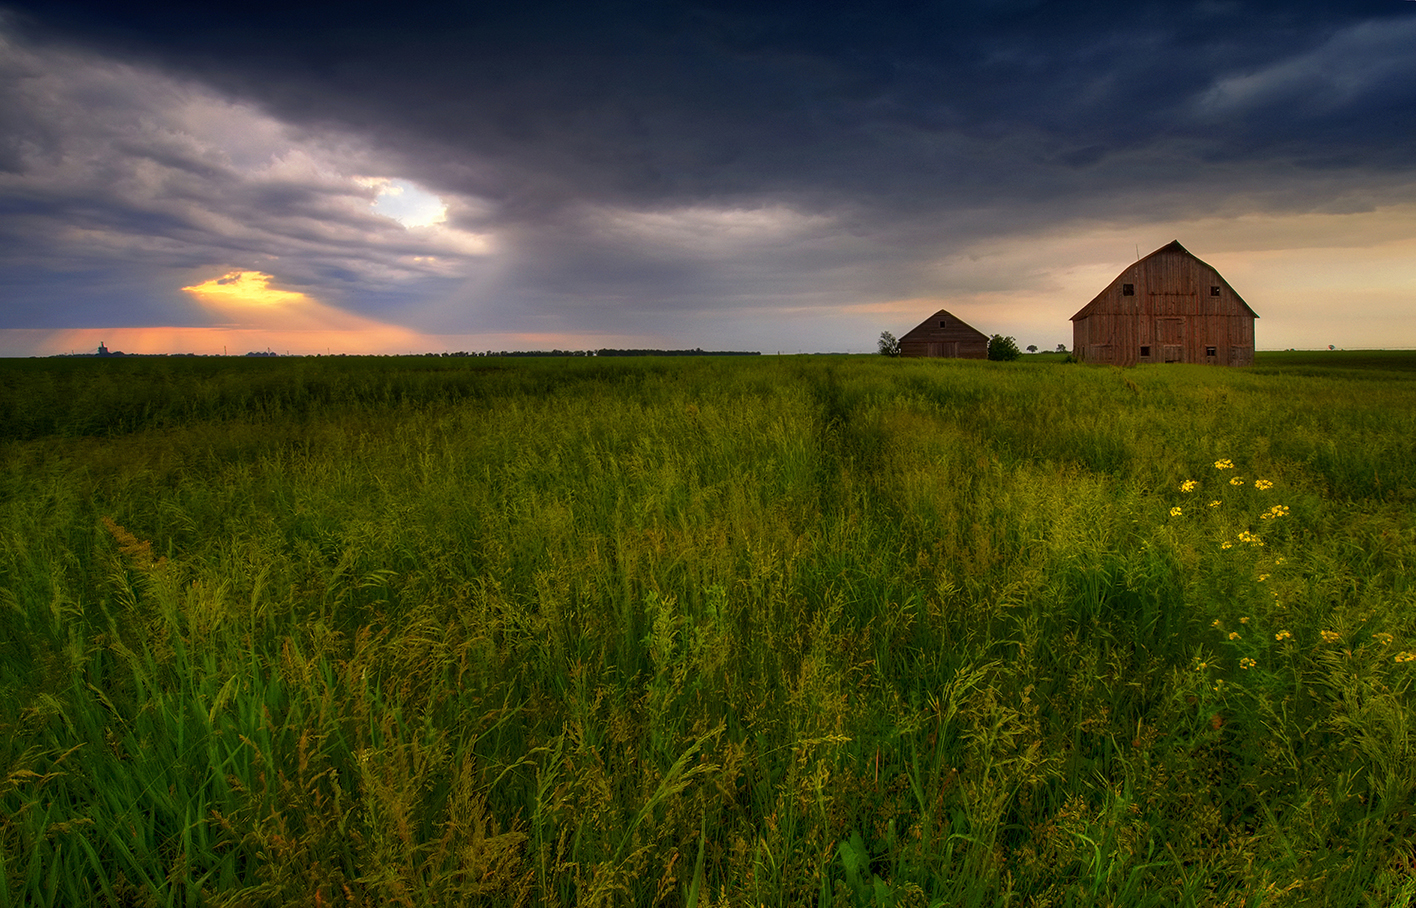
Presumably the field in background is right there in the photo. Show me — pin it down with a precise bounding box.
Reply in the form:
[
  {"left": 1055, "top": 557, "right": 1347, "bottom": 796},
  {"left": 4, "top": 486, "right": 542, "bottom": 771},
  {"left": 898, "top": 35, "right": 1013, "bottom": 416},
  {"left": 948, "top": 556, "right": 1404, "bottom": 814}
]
[{"left": 2, "top": 353, "right": 1414, "bottom": 906}]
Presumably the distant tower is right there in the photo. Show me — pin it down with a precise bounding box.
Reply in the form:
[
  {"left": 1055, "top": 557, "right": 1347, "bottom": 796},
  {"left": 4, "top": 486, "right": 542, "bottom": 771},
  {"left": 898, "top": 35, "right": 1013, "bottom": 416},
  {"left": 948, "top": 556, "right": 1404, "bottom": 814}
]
[{"left": 97, "top": 341, "right": 110, "bottom": 356}]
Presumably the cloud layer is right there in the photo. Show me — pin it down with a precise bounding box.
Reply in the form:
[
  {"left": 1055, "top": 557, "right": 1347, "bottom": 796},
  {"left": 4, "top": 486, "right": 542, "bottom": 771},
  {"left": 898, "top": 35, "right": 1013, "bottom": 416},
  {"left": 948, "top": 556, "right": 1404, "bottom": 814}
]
[{"left": 2, "top": 0, "right": 1414, "bottom": 354}]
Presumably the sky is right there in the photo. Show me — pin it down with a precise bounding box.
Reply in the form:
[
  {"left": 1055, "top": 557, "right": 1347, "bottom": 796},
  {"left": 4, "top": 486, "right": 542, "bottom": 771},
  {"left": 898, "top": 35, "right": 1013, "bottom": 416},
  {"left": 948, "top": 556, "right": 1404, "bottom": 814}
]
[{"left": 1, "top": 0, "right": 1414, "bottom": 356}]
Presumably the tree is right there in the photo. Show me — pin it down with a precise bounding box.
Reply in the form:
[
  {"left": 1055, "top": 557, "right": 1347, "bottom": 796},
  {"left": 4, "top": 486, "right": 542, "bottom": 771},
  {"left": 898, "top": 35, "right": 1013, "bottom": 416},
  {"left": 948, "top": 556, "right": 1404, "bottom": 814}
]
[
  {"left": 878, "top": 331, "right": 900, "bottom": 357},
  {"left": 1026, "top": 344, "right": 1038, "bottom": 354},
  {"left": 987, "top": 334, "right": 1021, "bottom": 361},
  {"left": 1056, "top": 343, "right": 1067, "bottom": 353}
]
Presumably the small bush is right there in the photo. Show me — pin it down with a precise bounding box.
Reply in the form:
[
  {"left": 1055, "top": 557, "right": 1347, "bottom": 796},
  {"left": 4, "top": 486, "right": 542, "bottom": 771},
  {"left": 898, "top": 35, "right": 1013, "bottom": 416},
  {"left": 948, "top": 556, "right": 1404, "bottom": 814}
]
[{"left": 987, "top": 334, "right": 1022, "bottom": 361}]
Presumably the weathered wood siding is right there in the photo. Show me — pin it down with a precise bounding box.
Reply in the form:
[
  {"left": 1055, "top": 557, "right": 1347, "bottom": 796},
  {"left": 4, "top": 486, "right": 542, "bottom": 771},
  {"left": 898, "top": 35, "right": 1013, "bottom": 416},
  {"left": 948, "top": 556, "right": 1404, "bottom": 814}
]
[
  {"left": 1071, "top": 241, "right": 1257, "bottom": 366},
  {"left": 899, "top": 309, "right": 990, "bottom": 358}
]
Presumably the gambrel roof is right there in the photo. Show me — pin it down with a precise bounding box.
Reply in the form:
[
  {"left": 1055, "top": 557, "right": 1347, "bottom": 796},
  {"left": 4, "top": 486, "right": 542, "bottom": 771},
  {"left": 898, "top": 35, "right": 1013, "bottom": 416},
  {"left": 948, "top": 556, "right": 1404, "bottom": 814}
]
[{"left": 1070, "top": 240, "right": 1259, "bottom": 321}]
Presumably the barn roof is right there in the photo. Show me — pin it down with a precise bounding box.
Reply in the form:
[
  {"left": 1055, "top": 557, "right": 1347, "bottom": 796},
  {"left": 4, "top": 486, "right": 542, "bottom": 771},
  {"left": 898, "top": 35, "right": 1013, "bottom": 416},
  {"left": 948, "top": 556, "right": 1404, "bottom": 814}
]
[
  {"left": 1071, "top": 240, "right": 1259, "bottom": 321},
  {"left": 902, "top": 308, "right": 989, "bottom": 339}
]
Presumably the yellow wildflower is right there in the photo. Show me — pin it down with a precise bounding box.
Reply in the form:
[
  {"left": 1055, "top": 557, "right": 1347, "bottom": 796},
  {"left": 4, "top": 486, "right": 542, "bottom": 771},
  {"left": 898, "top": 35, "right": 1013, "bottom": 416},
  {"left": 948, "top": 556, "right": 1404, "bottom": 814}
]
[
  {"left": 1255, "top": 479, "right": 1273, "bottom": 490},
  {"left": 1221, "top": 541, "right": 1233, "bottom": 549},
  {"left": 1257, "top": 573, "right": 1268, "bottom": 582},
  {"left": 1320, "top": 630, "right": 1341, "bottom": 644},
  {"left": 1214, "top": 459, "right": 1234, "bottom": 470},
  {"left": 1275, "top": 630, "right": 1293, "bottom": 642},
  {"left": 1396, "top": 652, "right": 1416, "bottom": 664},
  {"left": 1228, "top": 631, "right": 1242, "bottom": 641},
  {"left": 1239, "top": 657, "right": 1256, "bottom": 670},
  {"left": 1180, "top": 480, "right": 1198, "bottom": 492},
  {"left": 1240, "top": 616, "right": 1250, "bottom": 624},
  {"left": 1230, "top": 477, "right": 1244, "bottom": 486},
  {"left": 1170, "top": 506, "right": 1183, "bottom": 517},
  {"left": 1211, "top": 619, "right": 1222, "bottom": 628},
  {"left": 1372, "top": 632, "right": 1394, "bottom": 646},
  {"left": 1208, "top": 500, "right": 1221, "bottom": 508}
]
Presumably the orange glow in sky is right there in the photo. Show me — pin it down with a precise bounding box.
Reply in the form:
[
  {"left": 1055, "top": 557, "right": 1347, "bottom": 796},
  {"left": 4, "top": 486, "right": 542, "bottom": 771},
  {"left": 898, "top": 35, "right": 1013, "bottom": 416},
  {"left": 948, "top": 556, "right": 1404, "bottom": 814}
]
[
  {"left": 0, "top": 269, "right": 655, "bottom": 356},
  {"left": 182, "top": 270, "right": 311, "bottom": 311},
  {"left": 167, "top": 268, "right": 432, "bottom": 351}
]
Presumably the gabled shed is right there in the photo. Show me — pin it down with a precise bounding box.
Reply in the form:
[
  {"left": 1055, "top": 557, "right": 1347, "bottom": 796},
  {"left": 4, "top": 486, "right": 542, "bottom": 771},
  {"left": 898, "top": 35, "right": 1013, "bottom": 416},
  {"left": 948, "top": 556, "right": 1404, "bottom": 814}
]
[
  {"left": 899, "top": 309, "right": 990, "bottom": 359},
  {"left": 1071, "top": 241, "right": 1258, "bottom": 366}
]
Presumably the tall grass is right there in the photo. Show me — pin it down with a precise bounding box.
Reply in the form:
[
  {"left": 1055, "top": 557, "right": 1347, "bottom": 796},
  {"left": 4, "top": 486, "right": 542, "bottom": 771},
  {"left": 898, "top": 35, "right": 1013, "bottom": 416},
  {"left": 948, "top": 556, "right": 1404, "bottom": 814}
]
[{"left": 2, "top": 353, "right": 1414, "bottom": 906}]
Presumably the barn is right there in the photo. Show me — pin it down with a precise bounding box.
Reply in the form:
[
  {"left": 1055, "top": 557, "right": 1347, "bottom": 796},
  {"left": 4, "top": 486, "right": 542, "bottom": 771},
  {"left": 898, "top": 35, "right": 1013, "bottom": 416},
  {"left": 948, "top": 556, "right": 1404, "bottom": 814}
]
[
  {"left": 1071, "top": 241, "right": 1258, "bottom": 366},
  {"left": 898, "top": 309, "right": 990, "bottom": 359}
]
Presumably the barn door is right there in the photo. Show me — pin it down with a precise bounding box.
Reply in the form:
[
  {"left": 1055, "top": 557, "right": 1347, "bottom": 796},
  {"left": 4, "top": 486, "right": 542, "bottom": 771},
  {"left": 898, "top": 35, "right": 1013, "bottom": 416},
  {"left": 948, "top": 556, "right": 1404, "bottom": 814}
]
[{"left": 1158, "top": 318, "right": 1184, "bottom": 363}]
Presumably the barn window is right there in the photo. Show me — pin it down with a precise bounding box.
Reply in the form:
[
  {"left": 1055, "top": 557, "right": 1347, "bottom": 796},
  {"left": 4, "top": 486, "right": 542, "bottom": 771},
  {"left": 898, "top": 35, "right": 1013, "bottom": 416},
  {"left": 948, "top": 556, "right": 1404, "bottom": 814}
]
[
  {"left": 1122, "top": 283, "right": 1135, "bottom": 296},
  {"left": 938, "top": 319, "right": 948, "bottom": 328},
  {"left": 1140, "top": 345, "right": 1151, "bottom": 357},
  {"left": 1206, "top": 346, "right": 1217, "bottom": 357},
  {"left": 1210, "top": 286, "right": 1221, "bottom": 297}
]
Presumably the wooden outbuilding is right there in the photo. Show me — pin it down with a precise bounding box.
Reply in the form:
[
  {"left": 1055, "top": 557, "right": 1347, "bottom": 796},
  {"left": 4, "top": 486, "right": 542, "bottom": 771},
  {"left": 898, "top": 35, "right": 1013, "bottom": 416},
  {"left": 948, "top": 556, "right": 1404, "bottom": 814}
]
[
  {"left": 1071, "top": 240, "right": 1258, "bottom": 366},
  {"left": 899, "top": 309, "right": 990, "bottom": 358}
]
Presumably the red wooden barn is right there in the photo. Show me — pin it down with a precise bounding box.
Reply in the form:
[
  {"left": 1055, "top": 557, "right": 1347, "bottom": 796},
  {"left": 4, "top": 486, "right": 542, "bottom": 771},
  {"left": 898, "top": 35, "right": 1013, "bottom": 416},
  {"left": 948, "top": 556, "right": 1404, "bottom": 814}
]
[
  {"left": 1071, "top": 241, "right": 1258, "bottom": 366},
  {"left": 898, "top": 309, "right": 990, "bottom": 359}
]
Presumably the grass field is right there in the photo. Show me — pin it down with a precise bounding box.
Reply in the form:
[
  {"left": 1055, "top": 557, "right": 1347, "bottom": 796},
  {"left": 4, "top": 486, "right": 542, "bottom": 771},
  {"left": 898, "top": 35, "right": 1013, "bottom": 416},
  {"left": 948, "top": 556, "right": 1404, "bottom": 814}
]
[{"left": 2, "top": 351, "right": 1414, "bottom": 906}]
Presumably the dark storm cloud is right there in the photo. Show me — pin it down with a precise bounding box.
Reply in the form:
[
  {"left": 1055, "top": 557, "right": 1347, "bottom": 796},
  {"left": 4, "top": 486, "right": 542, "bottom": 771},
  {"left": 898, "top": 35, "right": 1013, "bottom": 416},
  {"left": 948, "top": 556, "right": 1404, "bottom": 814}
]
[
  {"left": 12, "top": 0, "right": 1414, "bottom": 210},
  {"left": 2, "top": 0, "right": 1415, "bottom": 347}
]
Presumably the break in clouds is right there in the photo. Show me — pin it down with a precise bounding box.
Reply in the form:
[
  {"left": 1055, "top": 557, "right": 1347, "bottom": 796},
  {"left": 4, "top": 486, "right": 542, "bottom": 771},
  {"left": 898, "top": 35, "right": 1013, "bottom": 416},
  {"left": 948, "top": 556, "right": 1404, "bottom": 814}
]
[
  {"left": 2, "top": 1, "right": 1416, "bottom": 353},
  {"left": 0, "top": 28, "right": 492, "bottom": 332}
]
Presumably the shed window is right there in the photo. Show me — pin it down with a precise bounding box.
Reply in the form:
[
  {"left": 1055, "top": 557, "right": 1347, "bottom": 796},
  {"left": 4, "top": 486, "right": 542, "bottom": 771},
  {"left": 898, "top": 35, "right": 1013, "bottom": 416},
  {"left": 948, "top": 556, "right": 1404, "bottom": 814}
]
[
  {"left": 1140, "top": 345, "right": 1151, "bottom": 357},
  {"left": 1122, "top": 283, "right": 1135, "bottom": 296},
  {"left": 1206, "top": 346, "right": 1217, "bottom": 357},
  {"left": 939, "top": 319, "right": 948, "bottom": 328},
  {"left": 1210, "top": 286, "right": 1221, "bottom": 297}
]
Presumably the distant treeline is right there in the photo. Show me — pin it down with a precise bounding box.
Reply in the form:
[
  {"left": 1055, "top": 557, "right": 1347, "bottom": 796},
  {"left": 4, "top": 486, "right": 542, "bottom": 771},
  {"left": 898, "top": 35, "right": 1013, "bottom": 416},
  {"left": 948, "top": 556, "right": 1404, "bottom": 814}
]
[
  {"left": 445, "top": 348, "right": 761, "bottom": 357},
  {"left": 595, "top": 348, "right": 759, "bottom": 357}
]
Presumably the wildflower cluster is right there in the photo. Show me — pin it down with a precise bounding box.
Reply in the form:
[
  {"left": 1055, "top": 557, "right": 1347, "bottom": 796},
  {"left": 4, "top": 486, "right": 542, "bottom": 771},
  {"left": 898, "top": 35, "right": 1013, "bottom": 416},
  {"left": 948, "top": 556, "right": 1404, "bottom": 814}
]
[
  {"left": 1171, "top": 461, "right": 1285, "bottom": 545},
  {"left": 1397, "top": 652, "right": 1416, "bottom": 664},
  {"left": 1213, "top": 617, "right": 1260, "bottom": 672},
  {"left": 1275, "top": 630, "right": 1293, "bottom": 642},
  {"left": 1320, "top": 630, "right": 1342, "bottom": 644}
]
